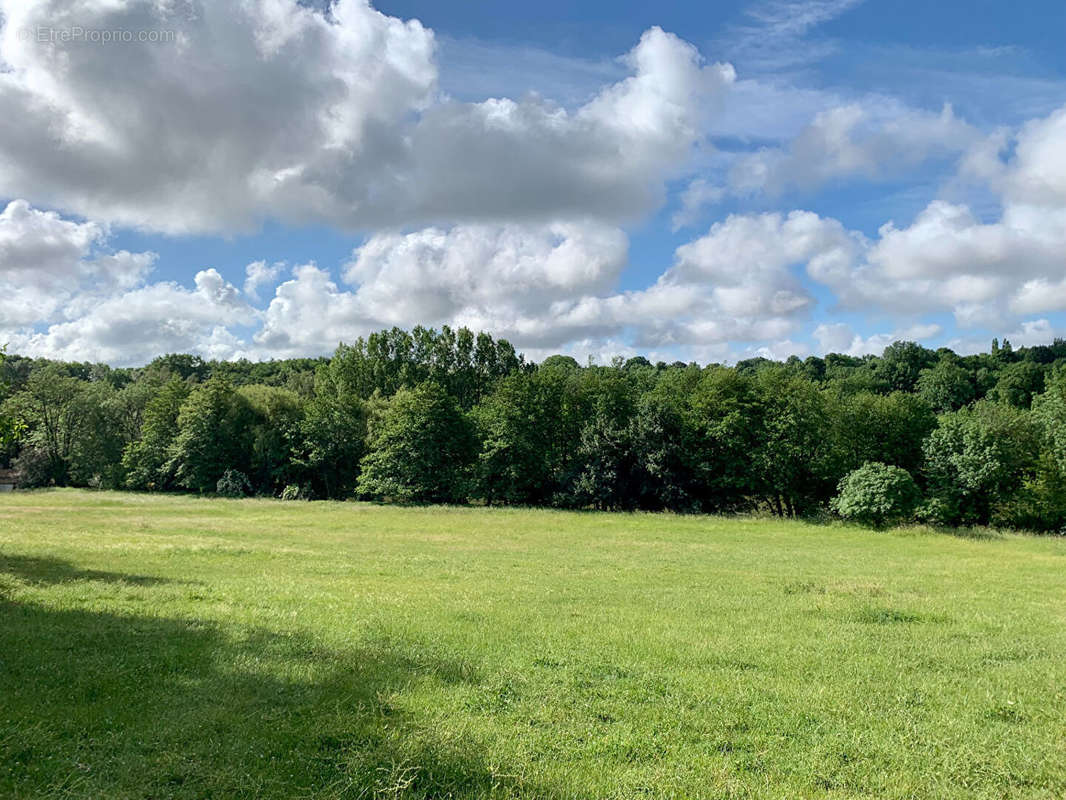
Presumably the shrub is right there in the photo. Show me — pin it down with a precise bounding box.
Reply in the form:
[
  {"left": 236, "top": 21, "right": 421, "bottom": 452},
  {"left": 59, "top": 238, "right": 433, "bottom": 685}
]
[
  {"left": 280, "top": 483, "right": 310, "bottom": 501},
  {"left": 11, "top": 446, "right": 53, "bottom": 489},
  {"left": 216, "top": 469, "right": 251, "bottom": 498},
  {"left": 831, "top": 462, "right": 920, "bottom": 528}
]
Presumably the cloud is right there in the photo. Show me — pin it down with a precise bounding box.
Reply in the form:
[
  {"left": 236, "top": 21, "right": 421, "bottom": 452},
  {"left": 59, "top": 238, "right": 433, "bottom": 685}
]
[
  {"left": 0, "top": 2, "right": 733, "bottom": 234},
  {"left": 250, "top": 211, "right": 856, "bottom": 360},
  {"left": 671, "top": 178, "right": 726, "bottom": 230},
  {"left": 729, "top": 103, "right": 979, "bottom": 196},
  {"left": 243, "top": 260, "right": 285, "bottom": 300},
  {"left": 7, "top": 269, "right": 254, "bottom": 365},
  {"left": 253, "top": 221, "right": 630, "bottom": 356},
  {"left": 719, "top": 0, "right": 866, "bottom": 72},
  {"left": 571, "top": 210, "right": 857, "bottom": 351},
  {"left": 812, "top": 322, "right": 943, "bottom": 356},
  {"left": 811, "top": 103, "right": 1066, "bottom": 327},
  {"left": 0, "top": 199, "right": 154, "bottom": 326}
]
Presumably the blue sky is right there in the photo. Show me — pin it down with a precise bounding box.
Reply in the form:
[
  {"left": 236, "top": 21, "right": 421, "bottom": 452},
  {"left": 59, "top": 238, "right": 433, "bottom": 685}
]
[{"left": 1, "top": 0, "right": 1065, "bottom": 364}]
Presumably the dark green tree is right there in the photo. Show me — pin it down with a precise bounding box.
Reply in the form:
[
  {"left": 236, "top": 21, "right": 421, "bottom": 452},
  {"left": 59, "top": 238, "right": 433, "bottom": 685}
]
[
  {"left": 357, "top": 382, "right": 476, "bottom": 503},
  {"left": 827, "top": 390, "right": 935, "bottom": 478},
  {"left": 753, "top": 368, "right": 834, "bottom": 516},
  {"left": 296, "top": 364, "right": 367, "bottom": 499},
  {"left": 921, "top": 402, "right": 1040, "bottom": 526},
  {"left": 0, "top": 346, "right": 24, "bottom": 464},
  {"left": 239, "top": 385, "right": 306, "bottom": 495},
  {"left": 987, "top": 361, "right": 1046, "bottom": 408},
  {"left": 916, "top": 359, "right": 975, "bottom": 413},
  {"left": 3, "top": 365, "right": 85, "bottom": 485},
  {"left": 168, "top": 378, "right": 256, "bottom": 493},
  {"left": 123, "top": 379, "right": 190, "bottom": 490},
  {"left": 874, "top": 341, "right": 937, "bottom": 393}
]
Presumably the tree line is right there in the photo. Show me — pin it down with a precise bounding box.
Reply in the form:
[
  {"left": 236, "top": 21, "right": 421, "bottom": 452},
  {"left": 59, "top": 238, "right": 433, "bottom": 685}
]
[{"left": 3, "top": 330, "right": 1066, "bottom": 532}]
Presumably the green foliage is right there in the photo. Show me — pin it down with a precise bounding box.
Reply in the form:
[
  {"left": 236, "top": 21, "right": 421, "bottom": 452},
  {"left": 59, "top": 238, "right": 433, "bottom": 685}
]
[
  {"left": 917, "top": 358, "right": 975, "bottom": 413},
  {"left": 295, "top": 362, "right": 368, "bottom": 499},
  {"left": 2, "top": 365, "right": 86, "bottom": 485},
  {"left": 1031, "top": 367, "right": 1066, "bottom": 473},
  {"left": 827, "top": 390, "right": 935, "bottom": 477},
  {"left": 472, "top": 372, "right": 558, "bottom": 506},
  {"left": 168, "top": 378, "right": 256, "bottom": 493},
  {"left": 122, "top": 379, "right": 190, "bottom": 490},
  {"left": 67, "top": 381, "right": 128, "bottom": 489},
  {"left": 357, "top": 382, "right": 476, "bottom": 503},
  {"left": 328, "top": 325, "right": 522, "bottom": 409},
  {"left": 874, "top": 341, "right": 937, "bottom": 393},
  {"left": 921, "top": 402, "right": 1041, "bottom": 526},
  {"left": 216, "top": 469, "right": 252, "bottom": 498},
  {"left": 0, "top": 346, "right": 25, "bottom": 462},
  {"left": 280, "top": 483, "right": 310, "bottom": 501},
  {"left": 987, "top": 361, "right": 1046, "bottom": 408},
  {"left": 239, "top": 384, "right": 306, "bottom": 494},
  {"left": 5, "top": 331, "right": 1066, "bottom": 531},
  {"left": 684, "top": 367, "right": 764, "bottom": 512},
  {"left": 753, "top": 368, "right": 834, "bottom": 516},
  {"left": 831, "top": 462, "right": 921, "bottom": 528}
]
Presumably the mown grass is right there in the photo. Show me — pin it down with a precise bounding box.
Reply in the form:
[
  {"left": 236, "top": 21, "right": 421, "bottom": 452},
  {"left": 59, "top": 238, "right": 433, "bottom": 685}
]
[{"left": 1, "top": 489, "right": 1064, "bottom": 799}]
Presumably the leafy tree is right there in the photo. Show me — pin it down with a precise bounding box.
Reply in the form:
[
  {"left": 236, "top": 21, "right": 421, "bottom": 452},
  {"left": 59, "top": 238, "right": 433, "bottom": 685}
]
[
  {"left": 916, "top": 359, "right": 975, "bottom": 413},
  {"left": 239, "top": 385, "right": 306, "bottom": 494},
  {"left": 1032, "top": 367, "right": 1066, "bottom": 471},
  {"left": 629, "top": 388, "right": 700, "bottom": 512},
  {"left": 874, "top": 341, "right": 937, "bottom": 393},
  {"left": 296, "top": 365, "right": 367, "bottom": 499},
  {"left": 327, "top": 326, "right": 522, "bottom": 410},
  {"left": 143, "top": 353, "right": 209, "bottom": 383},
  {"left": 831, "top": 462, "right": 921, "bottom": 528},
  {"left": 68, "top": 381, "right": 127, "bottom": 488},
  {"left": 753, "top": 369, "right": 833, "bottom": 516},
  {"left": 921, "top": 402, "right": 1040, "bottom": 526},
  {"left": 2, "top": 365, "right": 85, "bottom": 485},
  {"left": 572, "top": 395, "right": 639, "bottom": 511},
  {"left": 827, "top": 390, "right": 935, "bottom": 478},
  {"left": 123, "top": 379, "right": 190, "bottom": 490},
  {"left": 357, "top": 382, "right": 476, "bottom": 503},
  {"left": 0, "top": 346, "right": 25, "bottom": 464},
  {"left": 540, "top": 355, "right": 581, "bottom": 371},
  {"left": 472, "top": 372, "right": 556, "bottom": 506},
  {"left": 568, "top": 366, "right": 655, "bottom": 510},
  {"left": 686, "top": 368, "right": 764, "bottom": 512},
  {"left": 988, "top": 361, "right": 1046, "bottom": 408},
  {"left": 168, "top": 378, "right": 256, "bottom": 493}
]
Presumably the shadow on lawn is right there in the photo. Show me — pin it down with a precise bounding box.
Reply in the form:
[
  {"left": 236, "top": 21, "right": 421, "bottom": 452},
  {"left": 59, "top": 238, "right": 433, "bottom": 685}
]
[
  {"left": 0, "top": 558, "right": 545, "bottom": 799},
  {"left": 0, "top": 552, "right": 177, "bottom": 586}
]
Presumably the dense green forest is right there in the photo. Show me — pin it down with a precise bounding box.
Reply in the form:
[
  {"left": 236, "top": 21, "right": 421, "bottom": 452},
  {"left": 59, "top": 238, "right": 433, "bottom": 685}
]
[{"left": 3, "top": 328, "right": 1066, "bottom": 532}]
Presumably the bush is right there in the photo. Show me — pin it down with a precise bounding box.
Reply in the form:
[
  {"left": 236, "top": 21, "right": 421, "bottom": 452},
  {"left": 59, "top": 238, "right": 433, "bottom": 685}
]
[
  {"left": 831, "top": 462, "right": 920, "bottom": 528},
  {"left": 280, "top": 483, "right": 310, "bottom": 501},
  {"left": 11, "top": 446, "right": 53, "bottom": 489},
  {"left": 216, "top": 469, "right": 251, "bottom": 498}
]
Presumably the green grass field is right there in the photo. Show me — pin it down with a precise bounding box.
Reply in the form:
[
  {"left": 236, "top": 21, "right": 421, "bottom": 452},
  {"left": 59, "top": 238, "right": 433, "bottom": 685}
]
[{"left": 1, "top": 490, "right": 1064, "bottom": 799}]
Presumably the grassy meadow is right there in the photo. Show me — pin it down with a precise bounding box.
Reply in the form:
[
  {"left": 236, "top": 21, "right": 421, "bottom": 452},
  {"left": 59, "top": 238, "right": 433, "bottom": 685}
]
[{"left": 1, "top": 490, "right": 1065, "bottom": 799}]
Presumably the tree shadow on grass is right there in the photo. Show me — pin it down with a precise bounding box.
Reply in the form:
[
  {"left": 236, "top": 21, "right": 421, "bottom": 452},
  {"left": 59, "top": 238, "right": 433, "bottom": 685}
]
[
  {"left": 0, "top": 559, "right": 548, "bottom": 799},
  {"left": 0, "top": 552, "right": 178, "bottom": 587}
]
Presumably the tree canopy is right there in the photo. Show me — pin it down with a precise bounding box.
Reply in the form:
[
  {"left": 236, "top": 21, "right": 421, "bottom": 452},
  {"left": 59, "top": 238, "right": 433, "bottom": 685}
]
[{"left": 5, "top": 328, "right": 1066, "bottom": 531}]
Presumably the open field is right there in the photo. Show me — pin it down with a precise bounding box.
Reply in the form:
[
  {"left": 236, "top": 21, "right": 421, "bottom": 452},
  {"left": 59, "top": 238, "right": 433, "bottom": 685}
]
[{"left": 1, "top": 491, "right": 1065, "bottom": 798}]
